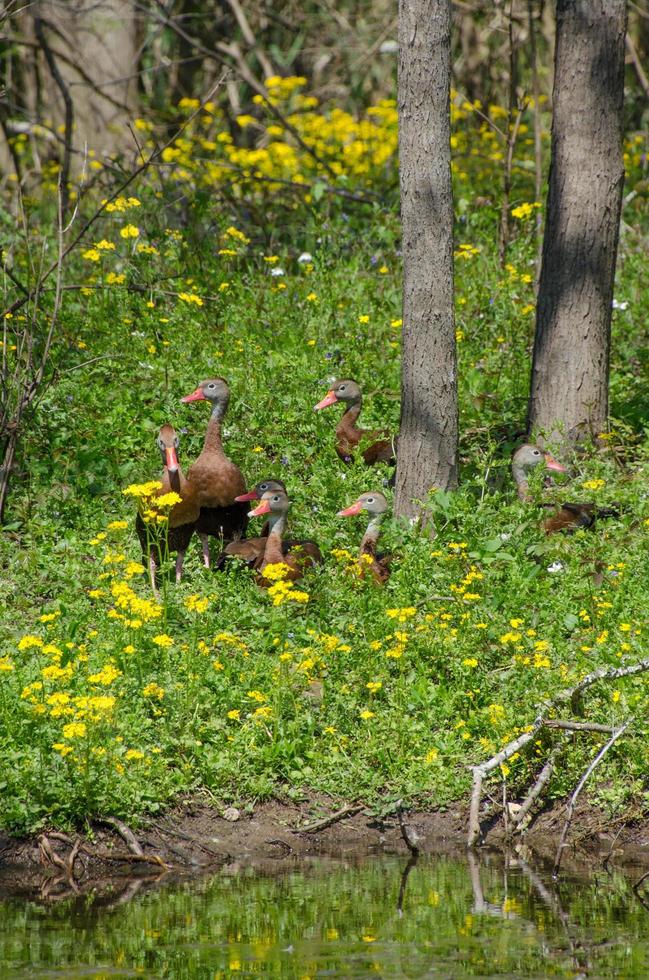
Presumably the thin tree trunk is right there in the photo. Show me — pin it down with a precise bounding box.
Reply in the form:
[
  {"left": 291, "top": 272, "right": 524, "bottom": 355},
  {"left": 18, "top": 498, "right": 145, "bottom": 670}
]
[
  {"left": 527, "top": 0, "right": 627, "bottom": 444},
  {"left": 395, "top": 0, "right": 458, "bottom": 521}
]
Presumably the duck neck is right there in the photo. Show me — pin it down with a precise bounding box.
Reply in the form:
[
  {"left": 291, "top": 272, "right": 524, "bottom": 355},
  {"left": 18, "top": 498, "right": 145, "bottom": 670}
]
[
  {"left": 336, "top": 399, "right": 362, "bottom": 439},
  {"left": 203, "top": 398, "right": 227, "bottom": 455},
  {"left": 360, "top": 514, "right": 383, "bottom": 556},
  {"left": 512, "top": 464, "right": 531, "bottom": 502},
  {"left": 263, "top": 512, "right": 287, "bottom": 565}
]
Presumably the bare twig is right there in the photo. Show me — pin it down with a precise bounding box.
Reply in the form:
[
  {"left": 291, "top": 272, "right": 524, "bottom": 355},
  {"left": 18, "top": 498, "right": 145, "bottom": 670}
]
[
  {"left": 291, "top": 803, "right": 363, "bottom": 834},
  {"left": 1, "top": 73, "right": 227, "bottom": 320},
  {"left": 552, "top": 720, "right": 632, "bottom": 877}
]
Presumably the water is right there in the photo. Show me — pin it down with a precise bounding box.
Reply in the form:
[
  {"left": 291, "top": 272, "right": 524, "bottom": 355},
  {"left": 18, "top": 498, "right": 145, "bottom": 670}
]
[{"left": 1, "top": 851, "right": 648, "bottom": 978}]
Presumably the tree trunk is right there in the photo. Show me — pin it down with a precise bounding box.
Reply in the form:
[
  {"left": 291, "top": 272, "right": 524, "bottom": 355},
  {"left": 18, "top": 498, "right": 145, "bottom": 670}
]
[
  {"left": 527, "top": 0, "right": 627, "bottom": 444},
  {"left": 24, "top": 0, "right": 139, "bottom": 163},
  {"left": 394, "top": 0, "right": 458, "bottom": 521}
]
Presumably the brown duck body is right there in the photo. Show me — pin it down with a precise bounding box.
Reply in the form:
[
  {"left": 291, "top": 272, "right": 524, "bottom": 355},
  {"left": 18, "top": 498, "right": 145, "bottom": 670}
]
[
  {"left": 357, "top": 535, "right": 391, "bottom": 584},
  {"left": 543, "top": 503, "right": 619, "bottom": 535},
  {"left": 336, "top": 405, "right": 396, "bottom": 466}
]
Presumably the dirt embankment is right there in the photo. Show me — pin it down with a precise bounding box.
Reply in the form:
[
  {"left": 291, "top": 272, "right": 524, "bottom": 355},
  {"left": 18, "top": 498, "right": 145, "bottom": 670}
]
[{"left": 2, "top": 796, "right": 649, "bottom": 901}]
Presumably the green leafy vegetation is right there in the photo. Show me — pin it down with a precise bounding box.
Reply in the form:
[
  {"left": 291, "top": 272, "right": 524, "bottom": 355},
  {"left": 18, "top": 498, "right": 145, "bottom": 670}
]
[{"left": 0, "top": 81, "right": 647, "bottom": 833}]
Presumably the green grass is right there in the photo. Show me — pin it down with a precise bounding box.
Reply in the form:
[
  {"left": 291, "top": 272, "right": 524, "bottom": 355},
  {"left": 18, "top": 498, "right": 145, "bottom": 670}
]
[{"left": 0, "top": 96, "right": 648, "bottom": 834}]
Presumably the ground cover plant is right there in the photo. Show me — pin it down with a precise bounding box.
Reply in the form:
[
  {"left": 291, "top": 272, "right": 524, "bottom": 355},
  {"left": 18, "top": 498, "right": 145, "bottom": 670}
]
[{"left": 0, "top": 79, "right": 647, "bottom": 834}]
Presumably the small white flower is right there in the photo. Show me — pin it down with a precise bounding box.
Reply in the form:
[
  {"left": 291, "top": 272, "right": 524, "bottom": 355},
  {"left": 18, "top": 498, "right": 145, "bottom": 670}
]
[
  {"left": 297, "top": 252, "right": 312, "bottom": 264},
  {"left": 379, "top": 40, "right": 398, "bottom": 54},
  {"left": 270, "top": 267, "right": 285, "bottom": 277},
  {"left": 500, "top": 532, "right": 511, "bottom": 541},
  {"left": 612, "top": 299, "right": 628, "bottom": 310},
  {"left": 547, "top": 561, "right": 564, "bottom": 573}
]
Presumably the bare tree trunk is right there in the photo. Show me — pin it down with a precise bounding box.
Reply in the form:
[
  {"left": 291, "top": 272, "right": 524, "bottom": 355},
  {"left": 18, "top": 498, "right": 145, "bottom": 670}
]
[
  {"left": 25, "top": 0, "right": 139, "bottom": 162},
  {"left": 527, "top": 0, "right": 627, "bottom": 444},
  {"left": 395, "top": 0, "right": 458, "bottom": 521}
]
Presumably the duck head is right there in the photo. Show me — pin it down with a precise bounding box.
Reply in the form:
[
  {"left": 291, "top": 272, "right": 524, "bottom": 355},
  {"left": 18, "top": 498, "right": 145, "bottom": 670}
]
[
  {"left": 314, "top": 379, "right": 362, "bottom": 411},
  {"left": 235, "top": 479, "right": 287, "bottom": 503},
  {"left": 156, "top": 424, "right": 180, "bottom": 472},
  {"left": 181, "top": 377, "right": 230, "bottom": 409},
  {"left": 338, "top": 490, "right": 389, "bottom": 518},
  {"left": 248, "top": 488, "right": 291, "bottom": 519}
]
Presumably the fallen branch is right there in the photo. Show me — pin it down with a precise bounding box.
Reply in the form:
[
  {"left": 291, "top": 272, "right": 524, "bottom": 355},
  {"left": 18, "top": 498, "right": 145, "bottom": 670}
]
[
  {"left": 291, "top": 803, "right": 363, "bottom": 834},
  {"left": 544, "top": 720, "right": 615, "bottom": 734},
  {"left": 552, "top": 720, "right": 632, "bottom": 877},
  {"left": 468, "top": 658, "right": 649, "bottom": 846}
]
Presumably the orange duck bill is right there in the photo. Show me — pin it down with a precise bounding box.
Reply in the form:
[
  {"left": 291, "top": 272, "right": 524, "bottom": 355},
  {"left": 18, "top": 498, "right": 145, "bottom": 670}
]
[
  {"left": 337, "top": 500, "right": 364, "bottom": 517},
  {"left": 249, "top": 500, "right": 272, "bottom": 517},
  {"left": 544, "top": 453, "right": 567, "bottom": 473},
  {"left": 235, "top": 490, "right": 259, "bottom": 502},
  {"left": 314, "top": 390, "right": 338, "bottom": 411},
  {"left": 180, "top": 387, "right": 207, "bottom": 403},
  {"left": 165, "top": 446, "right": 179, "bottom": 472}
]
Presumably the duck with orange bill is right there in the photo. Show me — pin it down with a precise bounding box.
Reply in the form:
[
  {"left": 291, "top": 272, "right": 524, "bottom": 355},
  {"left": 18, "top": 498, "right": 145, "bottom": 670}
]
[
  {"left": 314, "top": 379, "right": 396, "bottom": 465},
  {"left": 247, "top": 488, "right": 322, "bottom": 587},
  {"left": 134, "top": 424, "right": 200, "bottom": 596},
  {"left": 180, "top": 378, "right": 248, "bottom": 567},
  {"left": 338, "top": 490, "right": 391, "bottom": 584},
  {"left": 214, "top": 479, "right": 318, "bottom": 570},
  {"left": 512, "top": 443, "right": 619, "bottom": 534},
  {"left": 511, "top": 443, "right": 566, "bottom": 502}
]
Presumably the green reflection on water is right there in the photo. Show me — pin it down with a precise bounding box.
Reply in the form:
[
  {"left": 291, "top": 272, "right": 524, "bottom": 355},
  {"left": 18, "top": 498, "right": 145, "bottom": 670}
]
[{"left": 1, "top": 852, "right": 648, "bottom": 978}]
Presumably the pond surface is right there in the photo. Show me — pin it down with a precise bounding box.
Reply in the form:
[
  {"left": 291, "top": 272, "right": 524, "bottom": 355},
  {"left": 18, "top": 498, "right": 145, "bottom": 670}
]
[{"left": 1, "top": 850, "right": 648, "bottom": 978}]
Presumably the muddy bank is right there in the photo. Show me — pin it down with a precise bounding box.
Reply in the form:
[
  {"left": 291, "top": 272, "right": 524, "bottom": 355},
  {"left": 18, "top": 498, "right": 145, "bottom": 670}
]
[{"left": 2, "top": 795, "right": 649, "bottom": 900}]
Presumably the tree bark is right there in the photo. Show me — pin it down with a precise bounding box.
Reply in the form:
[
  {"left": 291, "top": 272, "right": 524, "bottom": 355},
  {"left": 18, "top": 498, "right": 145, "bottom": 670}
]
[
  {"left": 527, "top": 0, "right": 627, "bottom": 444},
  {"left": 395, "top": 0, "right": 458, "bottom": 521}
]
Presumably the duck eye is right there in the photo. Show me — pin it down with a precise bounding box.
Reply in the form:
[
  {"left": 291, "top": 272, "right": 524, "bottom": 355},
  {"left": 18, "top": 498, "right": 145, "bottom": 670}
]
[
  {"left": 208, "top": 383, "right": 216, "bottom": 390},
  {"left": 259, "top": 483, "right": 268, "bottom": 491},
  {"left": 272, "top": 495, "right": 280, "bottom": 502},
  {"left": 339, "top": 385, "right": 346, "bottom": 391},
  {"left": 366, "top": 497, "right": 374, "bottom": 504},
  {"left": 533, "top": 450, "right": 540, "bottom": 456}
]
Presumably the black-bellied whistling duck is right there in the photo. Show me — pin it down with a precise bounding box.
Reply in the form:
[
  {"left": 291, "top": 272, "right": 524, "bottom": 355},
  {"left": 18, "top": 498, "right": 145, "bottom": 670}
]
[
  {"left": 247, "top": 488, "right": 323, "bottom": 587},
  {"left": 314, "top": 379, "right": 396, "bottom": 465},
  {"left": 338, "top": 491, "right": 391, "bottom": 584},
  {"left": 511, "top": 443, "right": 566, "bottom": 503},
  {"left": 135, "top": 424, "right": 200, "bottom": 595},
  {"left": 215, "top": 479, "right": 286, "bottom": 570},
  {"left": 181, "top": 378, "right": 248, "bottom": 567},
  {"left": 512, "top": 444, "right": 619, "bottom": 534}
]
